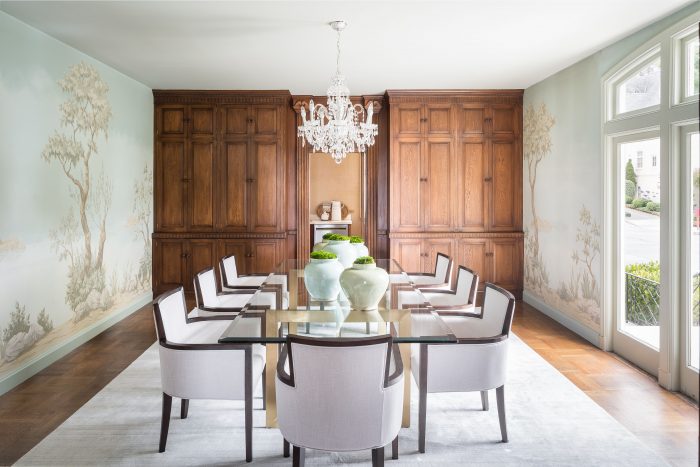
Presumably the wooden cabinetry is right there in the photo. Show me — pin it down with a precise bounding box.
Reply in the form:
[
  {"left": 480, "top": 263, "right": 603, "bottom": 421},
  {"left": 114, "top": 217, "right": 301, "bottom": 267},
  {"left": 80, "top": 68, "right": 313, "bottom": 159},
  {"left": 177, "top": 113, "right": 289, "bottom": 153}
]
[
  {"left": 391, "top": 238, "right": 454, "bottom": 274},
  {"left": 152, "top": 91, "right": 291, "bottom": 297},
  {"left": 388, "top": 91, "right": 523, "bottom": 298}
]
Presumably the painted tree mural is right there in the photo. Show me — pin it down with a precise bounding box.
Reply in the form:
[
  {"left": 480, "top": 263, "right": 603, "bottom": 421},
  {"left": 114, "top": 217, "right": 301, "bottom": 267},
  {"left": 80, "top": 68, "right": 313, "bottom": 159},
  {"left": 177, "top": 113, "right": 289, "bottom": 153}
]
[
  {"left": 132, "top": 165, "right": 152, "bottom": 289},
  {"left": 523, "top": 102, "right": 555, "bottom": 291},
  {"left": 42, "top": 63, "right": 114, "bottom": 322}
]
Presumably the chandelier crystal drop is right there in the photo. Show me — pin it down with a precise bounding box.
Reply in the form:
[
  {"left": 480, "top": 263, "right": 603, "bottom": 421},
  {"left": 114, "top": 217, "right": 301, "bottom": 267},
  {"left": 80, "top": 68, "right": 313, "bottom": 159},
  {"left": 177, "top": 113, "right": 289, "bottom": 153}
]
[{"left": 298, "top": 20, "right": 378, "bottom": 164}]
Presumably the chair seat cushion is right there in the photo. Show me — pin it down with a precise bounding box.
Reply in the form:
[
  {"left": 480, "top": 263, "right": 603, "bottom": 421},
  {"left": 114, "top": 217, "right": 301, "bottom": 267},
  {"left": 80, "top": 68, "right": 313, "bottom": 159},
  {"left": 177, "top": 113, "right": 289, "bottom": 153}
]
[
  {"left": 409, "top": 275, "right": 445, "bottom": 286},
  {"left": 225, "top": 275, "right": 268, "bottom": 288}
]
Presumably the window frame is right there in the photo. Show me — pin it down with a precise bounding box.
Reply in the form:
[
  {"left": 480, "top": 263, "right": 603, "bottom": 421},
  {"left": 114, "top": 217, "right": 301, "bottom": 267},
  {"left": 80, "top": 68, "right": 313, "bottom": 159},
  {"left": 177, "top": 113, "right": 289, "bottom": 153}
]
[
  {"left": 671, "top": 23, "right": 699, "bottom": 106},
  {"left": 606, "top": 46, "right": 662, "bottom": 122}
]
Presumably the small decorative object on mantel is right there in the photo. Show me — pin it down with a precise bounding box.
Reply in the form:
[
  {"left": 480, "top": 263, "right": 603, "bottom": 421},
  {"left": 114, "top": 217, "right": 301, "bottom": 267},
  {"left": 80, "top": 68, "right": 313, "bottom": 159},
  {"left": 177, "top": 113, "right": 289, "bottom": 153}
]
[
  {"left": 316, "top": 203, "right": 348, "bottom": 220},
  {"left": 320, "top": 207, "right": 330, "bottom": 221},
  {"left": 331, "top": 200, "right": 342, "bottom": 221},
  {"left": 349, "top": 236, "right": 369, "bottom": 257},
  {"left": 339, "top": 256, "right": 390, "bottom": 311},
  {"left": 322, "top": 234, "right": 356, "bottom": 268},
  {"left": 305, "top": 250, "right": 344, "bottom": 301}
]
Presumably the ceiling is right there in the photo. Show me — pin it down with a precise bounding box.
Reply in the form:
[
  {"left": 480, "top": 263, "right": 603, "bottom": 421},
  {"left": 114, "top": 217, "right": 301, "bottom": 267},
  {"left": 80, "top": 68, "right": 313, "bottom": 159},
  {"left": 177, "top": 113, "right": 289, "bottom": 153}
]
[{"left": 0, "top": 0, "right": 693, "bottom": 94}]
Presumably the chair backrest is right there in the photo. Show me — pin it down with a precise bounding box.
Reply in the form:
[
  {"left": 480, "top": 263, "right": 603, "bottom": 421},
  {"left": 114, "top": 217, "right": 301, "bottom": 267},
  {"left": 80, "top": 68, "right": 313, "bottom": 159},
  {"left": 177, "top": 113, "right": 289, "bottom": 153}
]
[
  {"left": 480, "top": 283, "right": 516, "bottom": 337},
  {"left": 194, "top": 268, "right": 218, "bottom": 308},
  {"left": 219, "top": 254, "right": 239, "bottom": 287},
  {"left": 434, "top": 252, "right": 453, "bottom": 284},
  {"left": 455, "top": 266, "right": 479, "bottom": 304},
  {"left": 281, "top": 335, "right": 397, "bottom": 450},
  {"left": 153, "top": 287, "right": 190, "bottom": 344}
]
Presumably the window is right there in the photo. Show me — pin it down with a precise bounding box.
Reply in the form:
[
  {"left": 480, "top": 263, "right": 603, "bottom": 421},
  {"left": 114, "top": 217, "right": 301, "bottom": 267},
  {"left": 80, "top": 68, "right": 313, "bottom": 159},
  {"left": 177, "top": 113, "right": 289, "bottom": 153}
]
[
  {"left": 604, "top": 12, "right": 700, "bottom": 401},
  {"left": 616, "top": 56, "right": 661, "bottom": 115}
]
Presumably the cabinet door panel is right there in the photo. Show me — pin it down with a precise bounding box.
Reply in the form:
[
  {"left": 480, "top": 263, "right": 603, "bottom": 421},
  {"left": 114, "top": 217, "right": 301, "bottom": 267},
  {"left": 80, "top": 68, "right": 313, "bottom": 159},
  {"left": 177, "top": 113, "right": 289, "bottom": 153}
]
[
  {"left": 221, "top": 141, "right": 248, "bottom": 230},
  {"left": 189, "top": 240, "right": 217, "bottom": 289},
  {"left": 191, "top": 106, "right": 215, "bottom": 137},
  {"left": 491, "top": 104, "right": 517, "bottom": 137},
  {"left": 158, "top": 106, "right": 186, "bottom": 137},
  {"left": 223, "top": 106, "right": 249, "bottom": 136},
  {"left": 153, "top": 239, "right": 187, "bottom": 294},
  {"left": 390, "top": 239, "right": 423, "bottom": 274},
  {"left": 254, "top": 106, "right": 279, "bottom": 135},
  {"left": 458, "top": 140, "right": 487, "bottom": 231},
  {"left": 391, "top": 139, "right": 422, "bottom": 231},
  {"left": 395, "top": 105, "right": 422, "bottom": 136},
  {"left": 251, "top": 141, "right": 281, "bottom": 231},
  {"left": 424, "top": 239, "right": 453, "bottom": 275},
  {"left": 456, "top": 239, "right": 489, "bottom": 289},
  {"left": 423, "top": 140, "right": 453, "bottom": 231},
  {"left": 426, "top": 105, "right": 452, "bottom": 136},
  {"left": 190, "top": 141, "right": 216, "bottom": 230},
  {"left": 156, "top": 141, "right": 187, "bottom": 230},
  {"left": 459, "top": 103, "right": 487, "bottom": 136},
  {"left": 218, "top": 239, "right": 249, "bottom": 276},
  {"left": 490, "top": 238, "right": 521, "bottom": 293},
  {"left": 250, "top": 240, "right": 281, "bottom": 273},
  {"left": 490, "top": 140, "right": 517, "bottom": 230}
]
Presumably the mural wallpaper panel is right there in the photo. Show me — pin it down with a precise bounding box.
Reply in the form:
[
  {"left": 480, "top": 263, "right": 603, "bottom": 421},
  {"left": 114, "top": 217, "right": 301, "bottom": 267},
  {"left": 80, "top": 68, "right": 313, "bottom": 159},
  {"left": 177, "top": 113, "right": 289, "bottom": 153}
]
[
  {"left": 0, "top": 12, "right": 152, "bottom": 389},
  {"left": 522, "top": 87, "right": 603, "bottom": 333}
]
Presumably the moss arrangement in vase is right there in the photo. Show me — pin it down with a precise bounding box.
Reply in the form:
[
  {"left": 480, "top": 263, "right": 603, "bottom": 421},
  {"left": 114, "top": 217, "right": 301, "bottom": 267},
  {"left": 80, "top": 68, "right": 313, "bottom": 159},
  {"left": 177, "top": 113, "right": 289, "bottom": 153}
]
[
  {"left": 322, "top": 234, "right": 355, "bottom": 267},
  {"left": 310, "top": 250, "right": 337, "bottom": 260},
  {"left": 354, "top": 256, "right": 375, "bottom": 264},
  {"left": 350, "top": 237, "right": 369, "bottom": 257},
  {"left": 305, "top": 250, "right": 343, "bottom": 301},
  {"left": 312, "top": 233, "right": 336, "bottom": 252},
  {"left": 339, "top": 255, "right": 389, "bottom": 311}
]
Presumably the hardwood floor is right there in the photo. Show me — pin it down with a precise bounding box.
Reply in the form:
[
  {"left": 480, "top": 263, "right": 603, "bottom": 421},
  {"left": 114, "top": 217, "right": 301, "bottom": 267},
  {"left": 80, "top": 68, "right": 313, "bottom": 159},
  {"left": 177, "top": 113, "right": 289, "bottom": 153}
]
[{"left": 0, "top": 300, "right": 696, "bottom": 466}]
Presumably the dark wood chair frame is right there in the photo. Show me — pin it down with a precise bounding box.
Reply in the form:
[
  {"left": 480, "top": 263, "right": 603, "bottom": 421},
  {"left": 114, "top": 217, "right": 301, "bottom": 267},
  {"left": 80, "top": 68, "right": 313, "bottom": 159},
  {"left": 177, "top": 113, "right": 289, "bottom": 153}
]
[
  {"left": 404, "top": 252, "right": 453, "bottom": 290},
  {"left": 153, "top": 286, "right": 268, "bottom": 462},
  {"left": 415, "top": 282, "right": 516, "bottom": 453},
  {"left": 277, "top": 334, "right": 404, "bottom": 467},
  {"left": 400, "top": 265, "right": 479, "bottom": 312}
]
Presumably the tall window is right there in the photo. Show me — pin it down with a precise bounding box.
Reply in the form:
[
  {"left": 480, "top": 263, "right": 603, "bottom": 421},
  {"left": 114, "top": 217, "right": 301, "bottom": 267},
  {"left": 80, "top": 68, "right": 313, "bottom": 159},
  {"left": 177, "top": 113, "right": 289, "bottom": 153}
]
[{"left": 604, "top": 16, "right": 699, "bottom": 401}]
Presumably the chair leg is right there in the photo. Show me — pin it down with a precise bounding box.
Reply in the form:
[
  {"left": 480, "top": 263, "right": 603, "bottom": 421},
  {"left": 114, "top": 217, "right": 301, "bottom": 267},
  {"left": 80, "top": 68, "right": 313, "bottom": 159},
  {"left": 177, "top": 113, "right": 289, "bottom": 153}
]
[
  {"left": 245, "top": 348, "right": 253, "bottom": 462},
  {"left": 262, "top": 364, "right": 267, "bottom": 410},
  {"left": 392, "top": 436, "right": 398, "bottom": 459},
  {"left": 366, "top": 322, "right": 370, "bottom": 334},
  {"left": 480, "top": 390, "right": 489, "bottom": 411},
  {"left": 292, "top": 446, "right": 305, "bottom": 467},
  {"left": 180, "top": 398, "right": 189, "bottom": 419},
  {"left": 158, "top": 393, "right": 172, "bottom": 453},
  {"left": 496, "top": 385, "right": 508, "bottom": 443},
  {"left": 371, "top": 446, "right": 385, "bottom": 467},
  {"left": 283, "top": 438, "right": 290, "bottom": 458},
  {"left": 418, "top": 344, "right": 428, "bottom": 453}
]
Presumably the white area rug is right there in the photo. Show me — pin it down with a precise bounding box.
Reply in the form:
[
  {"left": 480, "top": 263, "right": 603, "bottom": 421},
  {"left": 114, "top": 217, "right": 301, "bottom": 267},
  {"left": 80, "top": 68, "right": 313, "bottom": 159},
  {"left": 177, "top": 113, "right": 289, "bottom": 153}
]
[{"left": 16, "top": 335, "right": 667, "bottom": 466}]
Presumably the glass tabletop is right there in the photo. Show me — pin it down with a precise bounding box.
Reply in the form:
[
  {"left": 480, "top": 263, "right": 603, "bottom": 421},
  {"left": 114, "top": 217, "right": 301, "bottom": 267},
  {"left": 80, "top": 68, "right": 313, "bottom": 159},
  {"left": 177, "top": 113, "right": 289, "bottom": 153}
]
[{"left": 218, "top": 259, "right": 457, "bottom": 344}]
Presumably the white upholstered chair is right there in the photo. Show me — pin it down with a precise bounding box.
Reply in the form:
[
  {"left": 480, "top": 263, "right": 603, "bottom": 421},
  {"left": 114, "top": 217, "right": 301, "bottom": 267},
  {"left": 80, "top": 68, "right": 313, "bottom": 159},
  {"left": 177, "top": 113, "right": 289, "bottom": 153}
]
[
  {"left": 153, "top": 287, "right": 266, "bottom": 462},
  {"left": 405, "top": 252, "right": 453, "bottom": 288},
  {"left": 399, "top": 266, "right": 479, "bottom": 312},
  {"left": 411, "top": 283, "right": 516, "bottom": 452},
  {"left": 193, "top": 267, "right": 272, "bottom": 317},
  {"left": 276, "top": 335, "right": 404, "bottom": 467},
  {"left": 219, "top": 255, "right": 289, "bottom": 310}
]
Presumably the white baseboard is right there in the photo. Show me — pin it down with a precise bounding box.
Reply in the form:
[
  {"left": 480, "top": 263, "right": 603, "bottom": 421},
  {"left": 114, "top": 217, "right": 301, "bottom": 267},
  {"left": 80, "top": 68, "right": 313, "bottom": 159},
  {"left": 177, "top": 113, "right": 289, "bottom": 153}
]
[
  {"left": 523, "top": 290, "right": 603, "bottom": 348},
  {"left": 0, "top": 293, "right": 152, "bottom": 397}
]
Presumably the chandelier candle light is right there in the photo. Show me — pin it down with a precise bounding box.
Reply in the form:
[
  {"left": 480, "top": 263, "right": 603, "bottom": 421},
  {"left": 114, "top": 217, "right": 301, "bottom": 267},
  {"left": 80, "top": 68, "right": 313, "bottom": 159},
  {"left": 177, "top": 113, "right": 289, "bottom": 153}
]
[{"left": 298, "top": 20, "right": 378, "bottom": 164}]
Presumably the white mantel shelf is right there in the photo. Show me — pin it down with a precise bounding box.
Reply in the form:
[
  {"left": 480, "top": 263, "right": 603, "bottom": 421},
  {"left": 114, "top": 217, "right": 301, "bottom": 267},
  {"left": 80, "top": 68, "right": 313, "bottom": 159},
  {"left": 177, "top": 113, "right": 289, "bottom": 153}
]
[{"left": 310, "top": 218, "right": 352, "bottom": 225}]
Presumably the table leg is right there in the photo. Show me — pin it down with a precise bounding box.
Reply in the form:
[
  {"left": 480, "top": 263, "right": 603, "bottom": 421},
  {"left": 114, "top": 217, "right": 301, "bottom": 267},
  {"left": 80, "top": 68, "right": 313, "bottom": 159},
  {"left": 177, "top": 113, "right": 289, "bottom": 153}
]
[
  {"left": 265, "top": 316, "right": 278, "bottom": 428},
  {"left": 399, "top": 317, "right": 411, "bottom": 428}
]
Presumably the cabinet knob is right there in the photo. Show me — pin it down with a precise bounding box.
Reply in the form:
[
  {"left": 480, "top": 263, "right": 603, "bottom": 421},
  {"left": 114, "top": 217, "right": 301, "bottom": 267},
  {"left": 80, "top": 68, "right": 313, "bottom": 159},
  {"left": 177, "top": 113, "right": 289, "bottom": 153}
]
[
  {"left": 247, "top": 118, "right": 254, "bottom": 123},
  {"left": 246, "top": 178, "right": 256, "bottom": 183},
  {"left": 484, "top": 177, "right": 492, "bottom": 182},
  {"left": 486, "top": 252, "right": 494, "bottom": 257},
  {"left": 182, "top": 178, "right": 191, "bottom": 182},
  {"left": 420, "top": 118, "right": 428, "bottom": 123}
]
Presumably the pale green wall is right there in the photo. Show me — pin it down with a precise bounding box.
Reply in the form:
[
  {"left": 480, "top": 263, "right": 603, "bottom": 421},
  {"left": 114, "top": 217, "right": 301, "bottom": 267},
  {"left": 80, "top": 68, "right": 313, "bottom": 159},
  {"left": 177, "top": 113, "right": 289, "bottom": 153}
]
[
  {"left": 523, "top": 3, "right": 700, "bottom": 344},
  {"left": 0, "top": 11, "right": 153, "bottom": 394}
]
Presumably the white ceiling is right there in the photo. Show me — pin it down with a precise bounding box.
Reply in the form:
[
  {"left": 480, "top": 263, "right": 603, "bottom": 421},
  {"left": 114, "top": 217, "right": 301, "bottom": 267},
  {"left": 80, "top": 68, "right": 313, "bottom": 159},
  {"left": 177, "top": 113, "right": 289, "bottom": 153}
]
[{"left": 0, "top": 0, "right": 693, "bottom": 94}]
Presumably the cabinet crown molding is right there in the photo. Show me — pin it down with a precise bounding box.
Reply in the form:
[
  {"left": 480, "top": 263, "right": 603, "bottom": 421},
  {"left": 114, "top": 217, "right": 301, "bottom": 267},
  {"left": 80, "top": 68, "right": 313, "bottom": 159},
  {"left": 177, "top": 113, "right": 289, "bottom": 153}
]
[{"left": 153, "top": 90, "right": 292, "bottom": 105}]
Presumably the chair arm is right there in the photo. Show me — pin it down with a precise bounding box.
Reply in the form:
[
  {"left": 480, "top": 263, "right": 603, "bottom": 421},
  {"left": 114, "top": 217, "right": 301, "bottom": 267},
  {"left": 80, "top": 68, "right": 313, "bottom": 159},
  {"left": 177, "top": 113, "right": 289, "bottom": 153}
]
[
  {"left": 277, "top": 343, "right": 294, "bottom": 387},
  {"left": 218, "top": 290, "right": 258, "bottom": 295},
  {"left": 196, "top": 306, "right": 243, "bottom": 313},
  {"left": 240, "top": 273, "right": 271, "bottom": 277},
  {"left": 418, "top": 288, "right": 454, "bottom": 294},
  {"left": 222, "top": 284, "right": 260, "bottom": 290},
  {"left": 454, "top": 334, "right": 509, "bottom": 345},
  {"left": 188, "top": 316, "right": 236, "bottom": 322},
  {"left": 433, "top": 304, "right": 477, "bottom": 311},
  {"left": 385, "top": 343, "right": 404, "bottom": 388},
  {"left": 160, "top": 339, "right": 252, "bottom": 351},
  {"left": 406, "top": 272, "right": 435, "bottom": 277},
  {"left": 417, "top": 283, "right": 451, "bottom": 290}
]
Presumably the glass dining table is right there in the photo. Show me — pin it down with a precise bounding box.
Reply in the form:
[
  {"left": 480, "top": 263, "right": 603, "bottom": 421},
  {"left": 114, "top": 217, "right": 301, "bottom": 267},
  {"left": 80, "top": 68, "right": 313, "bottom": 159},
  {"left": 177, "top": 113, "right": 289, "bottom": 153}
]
[{"left": 218, "top": 259, "right": 457, "bottom": 428}]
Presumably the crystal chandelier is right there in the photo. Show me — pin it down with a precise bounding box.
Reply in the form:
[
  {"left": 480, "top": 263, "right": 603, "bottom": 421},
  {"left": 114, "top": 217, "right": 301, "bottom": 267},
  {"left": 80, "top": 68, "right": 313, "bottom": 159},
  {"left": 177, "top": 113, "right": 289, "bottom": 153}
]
[{"left": 298, "top": 20, "right": 378, "bottom": 164}]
